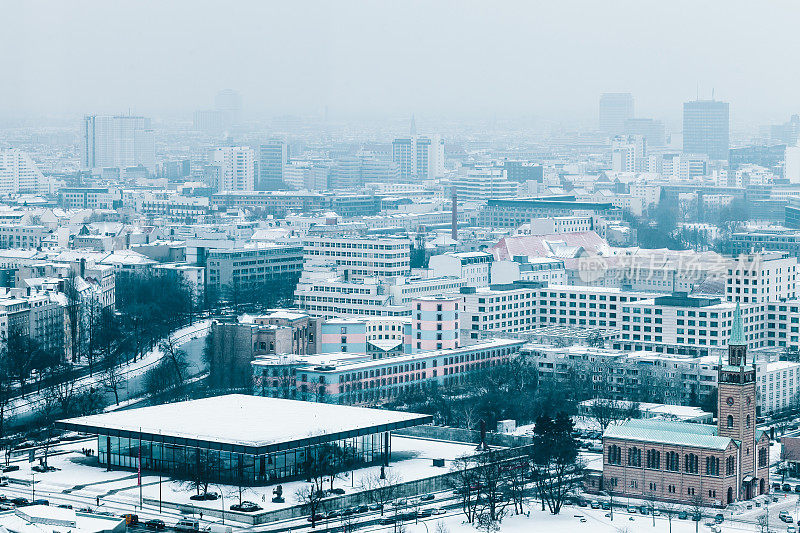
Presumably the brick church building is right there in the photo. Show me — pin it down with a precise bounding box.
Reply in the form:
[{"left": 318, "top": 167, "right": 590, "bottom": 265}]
[{"left": 598, "top": 304, "right": 769, "bottom": 507}]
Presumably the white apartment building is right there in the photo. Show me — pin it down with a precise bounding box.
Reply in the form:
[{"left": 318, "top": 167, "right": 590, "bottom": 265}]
[
  {"left": 527, "top": 216, "right": 594, "bottom": 235},
  {"left": 490, "top": 257, "right": 567, "bottom": 285},
  {"left": 428, "top": 251, "right": 492, "bottom": 287},
  {"left": 209, "top": 146, "right": 256, "bottom": 191},
  {"left": 302, "top": 235, "right": 411, "bottom": 280},
  {"left": 82, "top": 115, "right": 155, "bottom": 172},
  {"left": 611, "top": 135, "right": 646, "bottom": 172},
  {"left": 726, "top": 252, "right": 797, "bottom": 304},
  {"left": 295, "top": 262, "right": 464, "bottom": 318},
  {"left": 756, "top": 361, "right": 800, "bottom": 414},
  {"left": 451, "top": 167, "right": 519, "bottom": 202},
  {"left": 0, "top": 150, "right": 48, "bottom": 194},
  {"left": 0, "top": 226, "right": 49, "bottom": 249}
]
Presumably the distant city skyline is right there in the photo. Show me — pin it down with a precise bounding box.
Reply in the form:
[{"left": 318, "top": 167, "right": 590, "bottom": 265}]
[{"left": 2, "top": 1, "right": 800, "bottom": 125}]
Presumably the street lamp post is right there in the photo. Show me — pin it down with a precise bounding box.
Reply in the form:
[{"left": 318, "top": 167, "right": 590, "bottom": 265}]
[{"left": 211, "top": 484, "right": 225, "bottom": 525}]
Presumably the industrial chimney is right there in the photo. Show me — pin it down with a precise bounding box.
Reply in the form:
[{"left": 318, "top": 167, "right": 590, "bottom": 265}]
[{"left": 451, "top": 191, "right": 458, "bottom": 242}]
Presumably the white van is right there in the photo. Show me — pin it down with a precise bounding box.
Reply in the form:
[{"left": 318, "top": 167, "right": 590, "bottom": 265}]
[{"left": 175, "top": 520, "right": 199, "bottom": 533}]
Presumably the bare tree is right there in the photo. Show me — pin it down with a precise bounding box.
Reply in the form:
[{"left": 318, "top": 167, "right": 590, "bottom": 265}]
[
  {"left": 101, "top": 359, "right": 124, "bottom": 405},
  {"left": 359, "top": 468, "right": 402, "bottom": 515},
  {"left": 586, "top": 398, "right": 638, "bottom": 432},
  {"left": 660, "top": 501, "right": 680, "bottom": 533},
  {"left": 475, "top": 513, "right": 501, "bottom": 533},
  {"left": 295, "top": 473, "right": 326, "bottom": 529},
  {"left": 450, "top": 454, "right": 480, "bottom": 523},
  {"left": 159, "top": 336, "right": 189, "bottom": 384},
  {"left": 757, "top": 511, "right": 769, "bottom": 533},
  {"left": 689, "top": 494, "right": 704, "bottom": 533}
]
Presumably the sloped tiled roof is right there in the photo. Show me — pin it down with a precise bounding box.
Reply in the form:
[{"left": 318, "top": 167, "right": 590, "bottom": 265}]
[{"left": 604, "top": 418, "right": 733, "bottom": 451}]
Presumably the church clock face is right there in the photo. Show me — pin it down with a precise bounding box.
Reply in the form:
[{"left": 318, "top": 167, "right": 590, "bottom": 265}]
[{"left": 726, "top": 397, "right": 734, "bottom": 406}]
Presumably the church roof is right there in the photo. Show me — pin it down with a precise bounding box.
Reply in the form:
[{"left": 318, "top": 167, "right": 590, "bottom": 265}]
[{"left": 604, "top": 418, "right": 733, "bottom": 451}]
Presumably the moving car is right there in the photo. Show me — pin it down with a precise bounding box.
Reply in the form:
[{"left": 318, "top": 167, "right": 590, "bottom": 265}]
[
  {"left": 306, "top": 514, "right": 325, "bottom": 523},
  {"left": 144, "top": 519, "right": 165, "bottom": 530},
  {"left": 420, "top": 494, "right": 435, "bottom": 502}
]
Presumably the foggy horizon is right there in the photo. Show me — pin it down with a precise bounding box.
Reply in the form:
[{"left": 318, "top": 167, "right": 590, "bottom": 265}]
[{"left": 3, "top": 1, "right": 800, "bottom": 126}]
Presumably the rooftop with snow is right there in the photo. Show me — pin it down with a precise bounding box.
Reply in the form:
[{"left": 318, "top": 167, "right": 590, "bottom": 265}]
[{"left": 57, "top": 394, "right": 432, "bottom": 454}]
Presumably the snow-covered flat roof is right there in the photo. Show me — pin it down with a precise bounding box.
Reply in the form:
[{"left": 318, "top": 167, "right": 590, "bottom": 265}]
[{"left": 58, "top": 394, "right": 432, "bottom": 454}]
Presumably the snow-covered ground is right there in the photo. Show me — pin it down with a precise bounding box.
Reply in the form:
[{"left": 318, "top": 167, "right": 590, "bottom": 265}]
[
  {"left": 4, "top": 435, "right": 476, "bottom": 515},
  {"left": 387, "top": 505, "right": 768, "bottom": 533}
]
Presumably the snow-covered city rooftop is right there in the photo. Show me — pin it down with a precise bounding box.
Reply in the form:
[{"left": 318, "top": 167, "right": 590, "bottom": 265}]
[{"left": 58, "top": 394, "right": 433, "bottom": 451}]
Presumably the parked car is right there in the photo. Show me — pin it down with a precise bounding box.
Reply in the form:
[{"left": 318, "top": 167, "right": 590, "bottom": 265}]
[
  {"left": 306, "top": 514, "right": 325, "bottom": 523},
  {"left": 781, "top": 515, "right": 794, "bottom": 524},
  {"left": 432, "top": 508, "right": 446, "bottom": 515},
  {"left": 175, "top": 520, "right": 200, "bottom": 533},
  {"left": 601, "top": 501, "right": 611, "bottom": 510},
  {"left": 355, "top": 505, "right": 369, "bottom": 513},
  {"left": 692, "top": 513, "right": 702, "bottom": 522},
  {"left": 379, "top": 517, "right": 395, "bottom": 525},
  {"left": 576, "top": 499, "right": 588, "bottom": 508},
  {"left": 190, "top": 492, "right": 219, "bottom": 501},
  {"left": 590, "top": 501, "right": 601, "bottom": 509},
  {"left": 678, "top": 511, "right": 688, "bottom": 520},
  {"left": 794, "top": 485, "right": 800, "bottom": 493},
  {"left": 417, "top": 509, "right": 433, "bottom": 518},
  {"left": 639, "top": 505, "right": 650, "bottom": 515},
  {"left": 776, "top": 483, "right": 784, "bottom": 491},
  {"left": 714, "top": 513, "right": 724, "bottom": 524},
  {"left": 627, "top": 506, "right": 637, "bottom": 514},
  {"left": 230, "top": 501, "right": 262, "bottom": 512},
  {"left": 1, "top": 466, "right": 19, "bottom": 473},
  {"left": 31, "top": 500, "right": 49, "bottom": 506},
  {"left": 9, "top": 497, "right": 29, "bottom": 507},
  {"left": 420, "top": 493, "right": 435, "bottom": 502},
  {"left": 57, "top": 504, "right": 73, "bottom": 509},
  {"left": 784, "top": 483, "right": 793, "bottom": 491},
  {"left": 329, "top": 488, "right": 346, "bottom": 495},
  {"left": 787, "top": 526, "right": 796, "bottom": 533},
  {"left": 144, "top": 519, "right": 165, "bottom": 530},
  {"left": 325, "top": 510, "right": 340, "bottom": 519}
]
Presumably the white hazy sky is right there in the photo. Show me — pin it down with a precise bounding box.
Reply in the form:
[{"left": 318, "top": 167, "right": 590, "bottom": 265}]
[{"left": 2, "top": 0, "right": 799, "bottom": 123}]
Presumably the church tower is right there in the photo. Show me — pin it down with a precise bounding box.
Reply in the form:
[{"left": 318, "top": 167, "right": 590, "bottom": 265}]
[{"left": 717, "top": 303, "right": 757, "bottom": 487}]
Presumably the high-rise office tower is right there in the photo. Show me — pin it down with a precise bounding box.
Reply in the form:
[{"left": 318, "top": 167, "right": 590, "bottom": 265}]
[
  {"left": 624, "top": 118, "right": 666, "bottom": 148},
  {"left": 599, "top": 93, "right": 634, "bottom": 135},
  {"left": 193, "top": 110, "right": 225, "bottom": 135},
  {"left": 391, "top": 134, "right": 444, "bottom": 180},
  {"left": 214, "top": 89, "right": 242, "bottom": 128},
  {"left": 209, "top": 146, "right": 255, "bottom": 191},
  {"left": 258, "top": 139, "right": 288, "bottom": 190},
  {"left": 683, "top": 99, "right": 730, "bottom": 161},
  {"left": 83, "top": 115, "right": 156, "bottom": 172}
]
